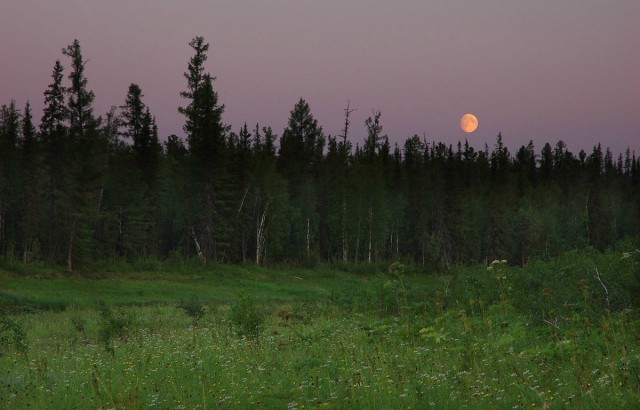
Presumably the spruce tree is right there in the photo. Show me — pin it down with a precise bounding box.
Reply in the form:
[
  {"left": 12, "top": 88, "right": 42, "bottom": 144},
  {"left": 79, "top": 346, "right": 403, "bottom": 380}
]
[
  {"left": 40, "top": 60, "right": 69, "bottom": 263},
  {"left": 18, "top": 102, "right": 45, "bottom": 262},
  {"left": 0, "top": 102, "right": 21, "bottom": 257},
  {"left": 61, "top": 39, "right": 106, "bottom": 271},
  {"left": 278, "top": 98, "right": 325, "bottom": 261},
  {"left": 252, "top": 126, "right": 288, "bottom": 265},
  {"left": 178, "top": 36, "right": 228, "bottom": 262}
]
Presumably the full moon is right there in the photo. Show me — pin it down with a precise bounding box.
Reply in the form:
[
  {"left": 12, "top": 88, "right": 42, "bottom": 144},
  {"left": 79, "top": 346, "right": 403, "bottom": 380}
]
[{"left": 460, "top": 114, "right": 479, "bottom": 133}]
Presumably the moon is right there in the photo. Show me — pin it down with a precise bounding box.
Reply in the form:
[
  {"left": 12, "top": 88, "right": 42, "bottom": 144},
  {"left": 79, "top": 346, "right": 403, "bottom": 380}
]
[{"left": 460, "top": 114, "right": 479, "bottom": 133}]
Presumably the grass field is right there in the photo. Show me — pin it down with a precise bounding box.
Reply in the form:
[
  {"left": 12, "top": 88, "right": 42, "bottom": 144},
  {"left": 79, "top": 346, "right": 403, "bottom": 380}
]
[{"left": 1, "top": 250, "right": 639, "bottom": 409}]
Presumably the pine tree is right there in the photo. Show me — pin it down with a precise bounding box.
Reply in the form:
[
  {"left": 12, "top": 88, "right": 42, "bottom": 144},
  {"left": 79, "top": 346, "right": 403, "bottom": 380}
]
[
  {"left": 278, "top": 98, "right": 325, "bottom": 261},
  {"left": 322, "top": 104, "right": 353, "bottom": 262},
  {"left": 252, "top": 126, "right": 288, "bottom": 265},
  {"left": 179, "top": 37, "right": 225, "bottom": 166},
  {"left": 121, "top": 84, "right": 161, "bottom": 189},
  {"left": 121, "top": 84, "right": 146, "bottom": 147},
  {"left": 18, "top": 102, "right": 45, "bottom": 262},
  {"left": 40, "top": 60, "right": 69, "bottom": 263},
  {"left": 158, "top": 135, "right": 188, "bottom": 256},
  {"left": 178, "top": 36, "right": 228, "bottom": 262},
  {"left": 41, "top": 60, "right": 67, "bottom": 137},
  {"left": 63, "top": 40, "right": 99, "bottom": 139},
  {"left": 61, "top": 39, "right": 106, "bottom": 271},
  {"left": 0, "top": 102, "right": 21, "bottom": 257},
  {"left": 355, "top": 112, "right": 392, "bottom": 264}
]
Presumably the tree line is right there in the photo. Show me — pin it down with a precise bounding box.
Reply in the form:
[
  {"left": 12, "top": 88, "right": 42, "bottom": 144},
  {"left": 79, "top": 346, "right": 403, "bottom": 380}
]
[{"left": 1, "top": 37, "right": 639, "bottom": 271}]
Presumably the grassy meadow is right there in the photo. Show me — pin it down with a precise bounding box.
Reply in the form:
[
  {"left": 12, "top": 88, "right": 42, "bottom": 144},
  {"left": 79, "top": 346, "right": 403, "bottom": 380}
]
[{"left": 1, "top": 249, "right": 639, "bottom": 409}]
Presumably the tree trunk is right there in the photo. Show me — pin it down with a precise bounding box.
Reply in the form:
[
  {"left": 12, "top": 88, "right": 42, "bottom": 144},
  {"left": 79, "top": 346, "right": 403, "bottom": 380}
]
[
  {"left": 256, "top": 200, "right": 269, "bottom": 266},
  {"left": 342, "top": 200, "right": 347, "bottom": 262},
  {"left": 367, "top": 207, "right": 372, "bottom": 264},
  {"left": 306, "top": 216, "right": 310, "bottom": 260},
  {"left": 0, "top": 199, "right": 4, "bottom": 254},
  {"left": 354, "top": 216, "right": 361, "bottom": 263},
  {"left": 191, "top": 227, "right": 204, "bottom": 262},
  {"left": 67, "top": 219, "right": 76, "bottom": 272}
]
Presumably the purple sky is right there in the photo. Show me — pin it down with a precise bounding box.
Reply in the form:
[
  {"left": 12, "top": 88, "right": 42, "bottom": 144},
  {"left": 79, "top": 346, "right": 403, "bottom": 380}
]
[{"left": 1, "top": 1, "right": 639, "bottom": 155}]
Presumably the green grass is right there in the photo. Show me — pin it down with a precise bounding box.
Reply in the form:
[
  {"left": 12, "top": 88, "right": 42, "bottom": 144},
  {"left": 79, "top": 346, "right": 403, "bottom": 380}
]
[
  {"left": 1, "top": 251, "right": 639, "bottom": 409},
  {"left": 0, "top": 264, "right": 378, "bottom": 309}
]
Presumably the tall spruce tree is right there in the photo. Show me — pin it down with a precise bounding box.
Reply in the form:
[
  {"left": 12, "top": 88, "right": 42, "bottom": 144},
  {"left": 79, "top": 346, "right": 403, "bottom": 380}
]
[
  {"left": 178, "top": 36, "right": 228, "bottom": 262},
  {"left": 0, "top": 102, "right": 21, "bottom": 257},
  {"left": 40, "top": 60, "right": 68, "bottom": 263},
  {"left": 278, "top": 98, "right": 325, "bottom": 261},
  {"left": 61, "top": 39, "right": 106, "bottom": 271},
  {"left": 252, "top": 126, "right": 288, "bottom": 265},
  {"left": 18, "top": 102, "right": 45, "bottom": 262},
  {"left": 122, "top": 84, "right": 161, "bottom": 188},
  {"left": 355, "top": 112, "right": 392, "bottom": 263}
]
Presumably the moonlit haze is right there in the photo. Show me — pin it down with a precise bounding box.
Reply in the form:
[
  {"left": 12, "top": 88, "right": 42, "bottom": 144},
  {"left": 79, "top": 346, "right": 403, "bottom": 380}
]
[{"left": 1, "top": 0, "right": 638, "bottom": 153}]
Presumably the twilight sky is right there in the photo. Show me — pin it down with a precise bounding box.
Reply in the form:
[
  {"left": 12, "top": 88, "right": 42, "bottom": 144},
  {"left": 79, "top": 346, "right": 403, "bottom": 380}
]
[{"left": 1, "top": 1, "right": 638, "bottom": 154}]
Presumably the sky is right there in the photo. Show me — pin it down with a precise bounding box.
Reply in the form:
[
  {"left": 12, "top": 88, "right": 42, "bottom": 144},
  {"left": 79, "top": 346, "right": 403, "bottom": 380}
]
[{"left": 1, "top": 0, "right": 639, "bottom": 155}]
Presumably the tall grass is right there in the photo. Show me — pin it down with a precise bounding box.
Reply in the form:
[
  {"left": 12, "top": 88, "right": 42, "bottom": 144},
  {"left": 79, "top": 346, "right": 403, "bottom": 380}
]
[{"left": 0, "top": 248, "right": 638, "bottom": 408}]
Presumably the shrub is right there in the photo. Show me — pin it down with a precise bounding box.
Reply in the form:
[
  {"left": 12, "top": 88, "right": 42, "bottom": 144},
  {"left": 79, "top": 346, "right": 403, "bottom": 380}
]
[
  {"left": 178, "top": 295, "right": 206, "bottom": 324},
  {"left": 351, "top": 269, "right": 410, "bottom": 317},
  {"left": 230, "top": 294, "right": 265, "bottom": 338},
  {"left": 0, "top": 312, "right": 27, "bottom": 355},
  {"left": 96, "top": 300, "right": 131, "bottom": 355}
]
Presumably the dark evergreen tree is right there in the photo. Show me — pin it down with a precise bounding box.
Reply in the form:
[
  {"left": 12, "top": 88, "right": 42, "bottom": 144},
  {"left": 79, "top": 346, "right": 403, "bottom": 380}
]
[
  {"left": 178, "top": 36, "right": 229, "bottom": 263},
  {"left": 353, "top": 111, "right": 393, "bottom": 264},
  {"left": 121, "top": 85, "right": 162, "bottom": 190},
  {"left": 278, "top": 98, "right": 325, "bottom": 261},
  {"left": 17, "top": 102, "right": 45, "bottom": 262},
  {"left": 40, "top": 60, "right": 67, "bottom": 137},
  {"left": 61, "top": 39, "right": 106, "bottom": 271},
  {"left": 320, "top": 102, "right": 355, "bottom": 262},
  {"left": 251, "top": 126, "right": 289, "bottom": 265},
  {"left": 40, "top": 60, "right": 69, "bottom": 263},
  {"left": 158, "top": 135, "right": 189, "bottom": 256},
  {"left": 0, "top": 102, "right": 21, "bottom": 257}
]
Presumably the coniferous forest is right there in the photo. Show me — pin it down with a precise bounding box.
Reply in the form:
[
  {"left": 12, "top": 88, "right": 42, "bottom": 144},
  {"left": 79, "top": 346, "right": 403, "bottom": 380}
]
[{"left": 1, "top": 37, "right": 639, "bottom": 271}]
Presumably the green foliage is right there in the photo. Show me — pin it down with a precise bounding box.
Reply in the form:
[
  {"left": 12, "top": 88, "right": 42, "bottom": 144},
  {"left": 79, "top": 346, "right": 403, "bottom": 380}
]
[
  {"left": 348, "top": 263, "right": 416, "bottom": 318},
  {"left": 230, "top": 293, "right": 265, "bottom": 338},
  {"left": 0, "top": 311, "right": 27, "bottom": 354},
  {"left": 177, "top": 294, "right": 206, "bottom": 323},
  {"left": 71, "top": 315, "right": 86, "bottom": 333},
  {"left": 1, "top": 257, "right": 640, "bottom": 408},
  {"left": 96, "top": 300, "right": 131, "bottom": 355}
]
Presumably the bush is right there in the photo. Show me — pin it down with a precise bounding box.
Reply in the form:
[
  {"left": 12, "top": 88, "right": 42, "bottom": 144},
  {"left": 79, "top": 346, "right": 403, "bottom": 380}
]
[
  {"left": 230, "top": 294, "right": 265, "bottom": 338},
  {"left": 447, "top": 265, "right": 501, "bottom": 312},
  {"left": 178, "top": 295, "right": 206, "bottom": 324},
  {"left": 0, "top": 312, "right": 27, "bottom": 354},
  {"left": 351, "top": 270, "right": 408, "bottom": 317},
  {"left": 96, "top": 300, "right": 132, "bottom": 355}
]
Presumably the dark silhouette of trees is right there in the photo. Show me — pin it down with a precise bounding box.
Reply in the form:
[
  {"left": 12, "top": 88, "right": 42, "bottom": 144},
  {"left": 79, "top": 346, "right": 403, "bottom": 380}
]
[{"left": 0, "top": 37, "right": 638, "bottom": 270}]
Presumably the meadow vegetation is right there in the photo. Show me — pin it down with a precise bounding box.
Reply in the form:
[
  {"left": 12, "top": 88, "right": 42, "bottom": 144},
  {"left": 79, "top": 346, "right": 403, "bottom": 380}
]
[{"left": 0, "top": 247, "right": 639, "bottom": 409}]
